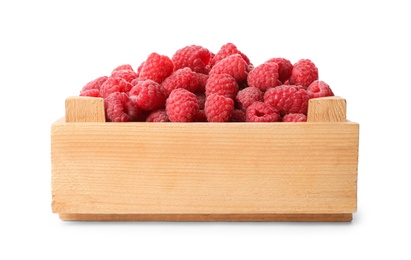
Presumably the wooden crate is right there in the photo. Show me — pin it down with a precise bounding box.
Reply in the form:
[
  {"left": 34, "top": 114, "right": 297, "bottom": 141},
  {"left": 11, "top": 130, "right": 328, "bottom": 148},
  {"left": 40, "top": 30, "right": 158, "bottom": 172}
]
[{"left": 51, "top": 96, "right": 359, "bottom": 222}]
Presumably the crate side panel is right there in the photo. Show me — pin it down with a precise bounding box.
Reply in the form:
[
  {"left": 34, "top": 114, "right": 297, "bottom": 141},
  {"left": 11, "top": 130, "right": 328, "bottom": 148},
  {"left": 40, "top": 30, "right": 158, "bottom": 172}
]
[{"left": 51, "top": 122, "right": 358, "bottom": 214}]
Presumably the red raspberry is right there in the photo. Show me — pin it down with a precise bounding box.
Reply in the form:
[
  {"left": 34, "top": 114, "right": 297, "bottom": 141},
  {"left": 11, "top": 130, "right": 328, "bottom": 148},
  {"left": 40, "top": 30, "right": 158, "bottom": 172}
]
[
  {"left": 307, "top": 80, "right": 334, "bottom": 98},
  {"left": 110, "top": 69, "right": 138, "bottom": 83},
  {"left": 289, "top": 59, "right": 318, "bottom": 89},
  {"left": 161, "top": 67, "right": 198, "bottom": 96},
  {"left": 204, "top": 94, "right": 234, "bottom": 122},
  {"left": 247, "top": 62, "right": 280, "bottom": 92},
  {"left": 146, "top": 109, "right": 170, "bottom": 122},
  {"left": 205, "top": 73, "right": 239, "bottom": 100},
  {"left": 138, "top": 52, "right": 174, "bottom": 83},
  {"left": 230, "top": 109, "right": 246, "bottom": 122},
  {"left": 112, "top": 64, "right": 133, "bottom": 73},
  {"left": 104, "top": 92, "right": 141, "bottom": 122},
  {"left": 209, "top": 54, "right": 249, "bottom": 83},
  {"left": 210, "top": 42, "right": 251, "bottom": 67},
  {"left": 80, "top": 76, "right": 108, "bottom": 96},
  {"left": 235, "top": 86, "right": 263, "bottom": 110},
  {"left": 129, "top": 80, "right": 166, "bottom": 111},
  {"left": 264, "top": 85, "right": 310, "bottom": 116},
  {"left": 282, "top": 113, "right": 307, "bottom": 122},
  {"left": 246, "top": 101, "right": 280, "bottom": 122},
  {"left": 166, "top": 88, "right": 199, "bottom": 122},
  {"left": 100, "top": 77, "right": 133, "bottom": 98},
  {"left": 172, "top": 45, "right": 211, "bottom": 74},
  {"left": 265, "top": 58, "right": 293, "bottom": 83},
  {"left": 195, "top": 73, "right": 208, "bottom": 94},
  {"left": 80, "top": 89, "right": 100, "bottom": 97}
]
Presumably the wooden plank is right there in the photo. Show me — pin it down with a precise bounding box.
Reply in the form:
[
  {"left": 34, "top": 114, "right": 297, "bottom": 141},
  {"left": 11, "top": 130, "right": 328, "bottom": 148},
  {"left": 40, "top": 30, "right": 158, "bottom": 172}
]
[
  {"left": 65, "top": 96, "right": 105, "bottom": 122},
  {"left": 58, "top": 213, "right": 353, "bottom": 222},
  {"left": 307, "top": 96, "right": 347, "bottom": 122},
  {"left": 51, "top": 122, "right": 358, "bottom": 215}
]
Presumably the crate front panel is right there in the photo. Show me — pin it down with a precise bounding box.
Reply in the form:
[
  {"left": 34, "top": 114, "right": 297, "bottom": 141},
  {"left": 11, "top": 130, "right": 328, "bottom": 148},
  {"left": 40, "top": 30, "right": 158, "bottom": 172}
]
[{"left": 51, "top": 122, "right": 358, "bottom": 215}]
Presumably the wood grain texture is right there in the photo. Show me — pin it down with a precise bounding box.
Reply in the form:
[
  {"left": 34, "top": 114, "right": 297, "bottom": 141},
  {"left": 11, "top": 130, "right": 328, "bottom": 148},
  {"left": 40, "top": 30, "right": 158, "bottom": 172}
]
[
  {"left": 59, "top": 213, "right": 353, "bottom": 222},
  {"left": 65, "top": 96, "right": 105, "bottom": 122},
  {"left": 51, "top": 96, "right": 359, "bottom": 221},
  {"left": 307, "top": 96, "right": 347, "bottom": 122}
]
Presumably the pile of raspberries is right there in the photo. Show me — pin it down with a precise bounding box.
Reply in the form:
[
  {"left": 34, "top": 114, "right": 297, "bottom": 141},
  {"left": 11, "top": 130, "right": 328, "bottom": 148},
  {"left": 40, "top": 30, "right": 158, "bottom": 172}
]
[{"left": 80, "top": 43, "right": 334, "bottom": 122}]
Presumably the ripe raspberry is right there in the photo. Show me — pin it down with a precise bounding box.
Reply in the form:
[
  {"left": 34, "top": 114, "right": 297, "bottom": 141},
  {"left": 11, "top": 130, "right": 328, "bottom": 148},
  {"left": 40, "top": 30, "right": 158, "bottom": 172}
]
[
  {"left": 161, "top": 67, "right": 198, "bottom": 96},
  {"left": 104, "top": 92, "right": 141, "bottom": 122},
  {"left": 195, "top": 73, "right": 208, "bottom": 94},
  {"left": 235, "top": 86, "right": 263, "bottom": 110},
  {"left": 112, "top": 64, "right": 133, "bottom": 73},
  {"left": 80, "top": 76, "right": 108, "bottom": 96},
  {"left": 264, "top": 85, "right": 310, "bottom": 116},
  {"left": 247, "top": 62, "right": 280, "bottom": 92},
  {"left": 210, "top": 42, "right": 251, "bottom": 67},
  {"left": 172, "top": 45, "right": 211, "bottom": 74},
  {"left": 138, "top": 52, "right": 174, "bottom": 83},
  {"left": 265, "top": 58, "right": 293, "bottom": 83},
  {"left": 111, "top": 69, "right": 138, "bottom": 83},
  {"left": 100, "top": 77, "right": 133, "bottom": 98},
  {"left": 146, "top": 109, "right": 170, "bottom": 122},
  {"left": 307, "top": 80, "right": 334, "bottom": 98},
  {"left": 282, "top": 113, "right": 307, "bottom": 122},
  {"left": 246, "top": 101, "right": 280, "bottom": 122},
  {"left": 205, "top": 73, "right": 239, "bottom": 100},
  {"left": 166, "top": 88, "right": 199, "bottom": 122},
  {"left": 209, "top": 54, "right": 249, "bottom": 83},
  {"left": 230, "top": 109, "right": 246, "bottom": 122},
  {"left": 129, "top": 80, "right": 166, "bottom": 111},
  {"left": 204, "top": 94, "right": 234, "bottom": 122},
  {"left": 289, "top": 59, "right": 318, "bottom": 89}
]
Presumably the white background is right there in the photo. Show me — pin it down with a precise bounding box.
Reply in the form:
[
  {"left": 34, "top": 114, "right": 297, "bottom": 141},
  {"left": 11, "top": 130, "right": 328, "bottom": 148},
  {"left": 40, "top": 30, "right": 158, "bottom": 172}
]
[{"left": 1, "top": 0, "right": 410, "bottom": 259}]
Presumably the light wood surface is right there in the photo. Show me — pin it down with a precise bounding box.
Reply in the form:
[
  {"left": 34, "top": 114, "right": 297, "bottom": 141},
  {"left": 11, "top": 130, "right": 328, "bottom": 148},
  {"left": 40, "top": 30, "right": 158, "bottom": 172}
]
[{"left": 51, "top": 96, "right": 359, "bottom": 222}]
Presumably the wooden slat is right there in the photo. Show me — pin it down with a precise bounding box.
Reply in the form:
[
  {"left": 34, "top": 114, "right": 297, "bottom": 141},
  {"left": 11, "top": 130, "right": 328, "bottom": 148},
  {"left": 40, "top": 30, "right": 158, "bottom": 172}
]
[
  {"left": 65, "top": 96, "right": 105, "bottom": 122},
  {"left": 59, "top": 213, "right": 353, "bottom": 222},
  {"left": 307, "top": 96, "right": 347, "bottom": 122}
]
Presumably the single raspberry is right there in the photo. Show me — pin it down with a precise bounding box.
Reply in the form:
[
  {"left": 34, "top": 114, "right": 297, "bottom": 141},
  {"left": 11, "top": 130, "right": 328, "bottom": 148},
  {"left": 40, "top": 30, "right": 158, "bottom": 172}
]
[
  {"left": 196, "top": 93, "right": 206, "bottom": 110},
  {"left": 307, "top": 80, "right": 334, "bottom": 98},
  {"left": 210, "top": 42, "right": 251, "bottom": 67},
  {"left": 111, "top": 69, "right": 138, "bottom": 83},
  {"left": 230, "top": 109, "right": 246, "bottom": 122},
  {"left": 172, "top": 45, "right": 211, "bottom": 74},
  {"left": 166, "top": 88, "right": 199, "bottom": 122},
  {"left": 235, "top": 86, "right": 263, "bottom": 110},
  {"left": 104, "top": 92, "right": 141, "bottom": 122},
  {"left": 282, "top": 113, "right": 307, "bottom": 122},
  {"left": 195, "top": 73, "right": 208, "bottom": 94},
  {"left": 289, "top": 59, "right": 318, "bottom": 89},
  {"left": 247, "top": 62, "right": 280, "bottom": 92},
  {"left": 129, "top": 80, "right": 166, "bottom": 111},
  {"left": 100, "top": 77, "right": 133, "bottom": 98},
  {"left": 138, "top": 52, "right": 174, "bottom": 83},
  {"left": 264, "top": 85, "right": 310, "bottom": 116},
  {"left": 146, "top": 109, "right": 170, "bottom": 122},
  {"left": 246, "top": 101, "right": 280, "bottom": 122},
  {"left": 80, "top": 89, "right": 100, "bottom": 97},
  {"left": 80, "top": 76, "right": 108, "bottom": 96},
  {"left": 161, "top": 67, "right": 198, "bottom": 96},
  {"left": 194, "top": 110, "right": 207, "bottom": 122},
  {"left": 209, "top": 54, "right": 249, "bottom": 83},
  {"left": 112, "top": 64, "right": 134, "bottom": 73},
  {"left": 205, "top": 73, "right": 239, "bottom": 100},
  {"left": 204, "top": 94, "right": 234, "bottom": 122},
  {"left": 265, "top": 58, "right": 293, "bottom": 83}
]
